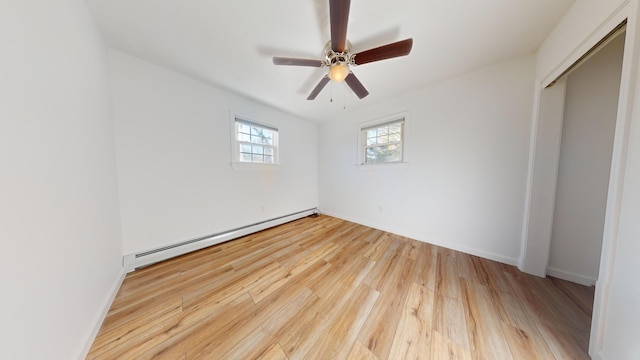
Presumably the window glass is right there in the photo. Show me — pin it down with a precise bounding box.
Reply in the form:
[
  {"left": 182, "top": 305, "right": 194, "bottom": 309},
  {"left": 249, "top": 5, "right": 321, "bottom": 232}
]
[
  {"left": 235, "top": 118, "right": 278, "bottom": 164},
  {"left": 362, "top": 119, "right": 404, "bottom": 164}
]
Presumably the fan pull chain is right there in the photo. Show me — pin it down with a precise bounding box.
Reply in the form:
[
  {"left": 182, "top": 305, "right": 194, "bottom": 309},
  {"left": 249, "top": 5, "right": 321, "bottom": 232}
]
[
  {"left": 343, "top": 84, "right": 346, "bottom": 110},
  {"left": 330, "top": 82, "right": 333, "bottom": 102}
]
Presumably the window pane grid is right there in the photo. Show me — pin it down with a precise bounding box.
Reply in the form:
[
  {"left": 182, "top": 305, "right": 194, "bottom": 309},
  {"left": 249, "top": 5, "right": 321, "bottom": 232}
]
[
  {"left": 235, "top": 119, "right": 278, "bottom": 164},
  {"left": 361, "top": 119, "right": 404, "bottom": 164},
  {"left": 364, "top": 142, "right": 402, "bottom": 150},
  {"left": 237, "top": 141, "right": 277, "bottom": 164},
  {"left": 237, "top": 130, "right": 274, "bottom": 145}
]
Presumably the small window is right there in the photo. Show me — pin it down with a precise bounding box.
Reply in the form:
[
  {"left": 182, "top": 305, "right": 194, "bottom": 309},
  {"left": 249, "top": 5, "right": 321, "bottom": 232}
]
[
  {"left": 234, "top": 118, "right": 278, "bottom": 164},
  {"left": 361, "top": 119, "right": 404, "bottom": 164}
]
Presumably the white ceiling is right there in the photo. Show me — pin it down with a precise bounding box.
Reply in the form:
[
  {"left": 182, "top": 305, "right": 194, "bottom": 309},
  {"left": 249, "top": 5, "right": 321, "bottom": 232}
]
[{"left": 87, "top": 0, "right": 575, "bottom": 122}]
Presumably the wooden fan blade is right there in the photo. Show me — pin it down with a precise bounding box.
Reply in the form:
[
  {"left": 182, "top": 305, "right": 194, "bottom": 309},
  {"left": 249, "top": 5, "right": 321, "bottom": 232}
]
[
  {"left": 354, "top": 38, "right": 413, "bottom": 65},
  {"left": 344, "top": 73, "right": 369, "bottom": 99},
  {"left": 307, "top": 77, "right": 331, "bottom": 100},
  {"left": 273, "top": 57, "right": 324, "bottom": 67},
  {"left": 330, "top": 0, "right": 350, "bottom": 52}
]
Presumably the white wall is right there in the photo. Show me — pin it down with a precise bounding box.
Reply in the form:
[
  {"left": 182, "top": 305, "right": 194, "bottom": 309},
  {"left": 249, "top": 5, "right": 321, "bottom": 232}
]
[
  {"left": 108, "top": 50, "right": 318, "bottom": 255},
  {"left": 0, "top": 1, "right": 123, "bottom": 359},
  {"left": 548, "top": 34, "right": 624, "bottom": 285},
  {"left": 319, "top": 54, "right": 535, "bottom": 265}
]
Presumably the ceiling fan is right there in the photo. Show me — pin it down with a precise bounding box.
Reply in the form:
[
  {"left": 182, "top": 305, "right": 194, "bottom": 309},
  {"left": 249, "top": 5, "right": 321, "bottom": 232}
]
[{"left": 272, "top": 0, "right": 413, "bottom": 100}]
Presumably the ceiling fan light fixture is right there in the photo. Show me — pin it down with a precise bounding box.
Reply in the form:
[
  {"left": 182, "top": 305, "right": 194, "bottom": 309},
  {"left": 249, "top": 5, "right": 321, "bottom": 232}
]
[{"left": 328, "top": 63, "right": 349, "bottom": 82}]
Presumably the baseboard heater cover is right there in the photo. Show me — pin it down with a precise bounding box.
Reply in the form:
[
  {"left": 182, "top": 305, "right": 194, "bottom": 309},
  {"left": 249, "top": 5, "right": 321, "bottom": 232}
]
[{"left": 123, "top": 208, "right": 318, "bottom": 272}]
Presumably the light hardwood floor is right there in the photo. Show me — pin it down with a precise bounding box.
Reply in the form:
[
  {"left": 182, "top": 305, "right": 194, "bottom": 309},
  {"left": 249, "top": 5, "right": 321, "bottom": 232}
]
[{"left": 88, "top": 215, "right": 594, "bottom": 359}]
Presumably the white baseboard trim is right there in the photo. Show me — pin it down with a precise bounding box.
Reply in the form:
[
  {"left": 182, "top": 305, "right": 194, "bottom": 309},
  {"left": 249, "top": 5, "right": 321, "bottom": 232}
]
[
  {"left": 76, "top": 267, "right": 126, "bottom": 360},
  {"left": 124, "top": 208, "right": 318, "bottom": 272},
  {"left": 320, "top": 210, "right": 519, "bottom": 267},
  {"left": 546, "top": 266, "right": 597, "bottom": 286}
]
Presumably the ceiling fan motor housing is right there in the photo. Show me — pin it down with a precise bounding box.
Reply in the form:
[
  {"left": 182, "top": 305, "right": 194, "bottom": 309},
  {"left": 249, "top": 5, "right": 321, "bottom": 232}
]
[{"left": 323, "top": 40, "right": 356, "bottom": 68}]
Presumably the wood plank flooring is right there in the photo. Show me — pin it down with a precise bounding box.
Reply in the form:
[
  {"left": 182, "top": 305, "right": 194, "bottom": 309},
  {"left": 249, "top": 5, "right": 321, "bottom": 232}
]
[{"left": 87, "top": 215, "right": 594, "bottom": 359}]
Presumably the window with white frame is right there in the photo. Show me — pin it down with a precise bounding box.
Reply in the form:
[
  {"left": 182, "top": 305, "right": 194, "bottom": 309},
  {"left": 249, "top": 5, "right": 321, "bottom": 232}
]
[
  {"left": 361, "top": 119, "right": 404, "bottom": 164},
  {"left": 234, "top": 118, "right": 278, "bottom": 164}
]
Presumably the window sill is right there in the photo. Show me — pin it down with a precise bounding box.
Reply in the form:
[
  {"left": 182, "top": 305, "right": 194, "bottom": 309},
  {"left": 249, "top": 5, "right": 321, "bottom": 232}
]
[
  {"left": 357, "top": 162, "right": 409, "bottom": 170},
  {"left": 230, "top": 162, "right": 281, "bottom": 171}
]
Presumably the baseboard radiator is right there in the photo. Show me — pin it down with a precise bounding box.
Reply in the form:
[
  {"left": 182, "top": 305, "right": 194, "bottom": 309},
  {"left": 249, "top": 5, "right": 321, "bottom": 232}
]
[{"left": 123, "top": 208, "right": 318, "bottom": 272}]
